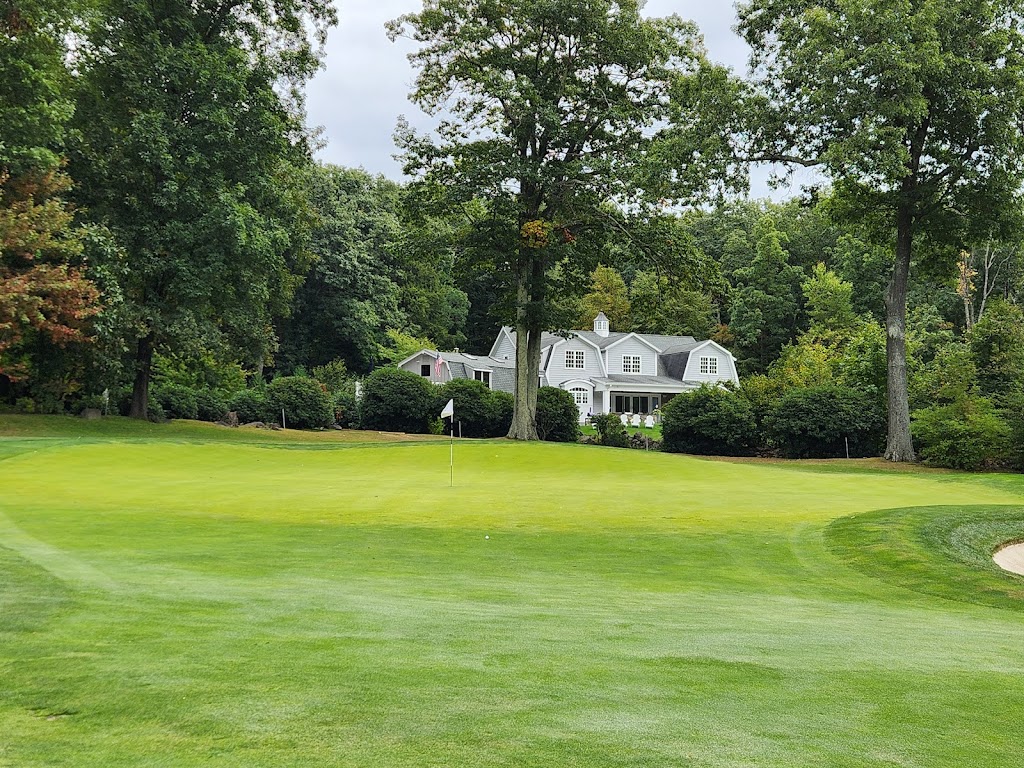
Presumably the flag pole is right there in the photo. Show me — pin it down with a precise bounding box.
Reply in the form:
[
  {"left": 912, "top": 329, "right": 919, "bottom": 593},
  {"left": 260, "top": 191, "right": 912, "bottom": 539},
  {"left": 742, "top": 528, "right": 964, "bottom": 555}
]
[{"left": 439, "top": 397, "right": 455, "bottom": 488}]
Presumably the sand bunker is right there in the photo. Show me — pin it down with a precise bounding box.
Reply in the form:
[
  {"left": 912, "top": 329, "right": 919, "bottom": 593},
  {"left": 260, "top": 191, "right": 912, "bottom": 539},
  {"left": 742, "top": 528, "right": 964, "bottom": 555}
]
[{"left": 993, "top": 543, "right": 1024, "bottom": 576}]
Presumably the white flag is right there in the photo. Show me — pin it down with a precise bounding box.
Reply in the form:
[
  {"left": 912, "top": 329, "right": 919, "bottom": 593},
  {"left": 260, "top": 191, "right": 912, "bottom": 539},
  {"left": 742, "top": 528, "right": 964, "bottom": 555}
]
[{"left": 440, "top": 398, "right": 455, "bottom": 420}]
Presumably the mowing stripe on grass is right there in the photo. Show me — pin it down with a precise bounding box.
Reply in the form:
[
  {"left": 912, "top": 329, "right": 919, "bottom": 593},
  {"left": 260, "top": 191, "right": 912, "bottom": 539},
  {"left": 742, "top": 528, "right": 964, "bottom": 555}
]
[{"left": 0, "top": 508, "right": 117, "bottom": 592}]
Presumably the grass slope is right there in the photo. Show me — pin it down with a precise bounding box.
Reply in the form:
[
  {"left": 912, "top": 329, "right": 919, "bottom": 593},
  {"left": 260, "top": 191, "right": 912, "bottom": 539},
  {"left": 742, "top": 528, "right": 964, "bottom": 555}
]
[{"left": 2, "top": 417, "right": 1024, "bottom": 767}]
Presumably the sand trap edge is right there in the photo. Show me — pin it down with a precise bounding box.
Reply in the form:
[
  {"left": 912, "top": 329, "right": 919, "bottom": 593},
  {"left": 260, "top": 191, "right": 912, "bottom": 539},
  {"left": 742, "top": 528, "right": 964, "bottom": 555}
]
[{"left": 993, "top": 542, "right": 1024, "bottom": 576}]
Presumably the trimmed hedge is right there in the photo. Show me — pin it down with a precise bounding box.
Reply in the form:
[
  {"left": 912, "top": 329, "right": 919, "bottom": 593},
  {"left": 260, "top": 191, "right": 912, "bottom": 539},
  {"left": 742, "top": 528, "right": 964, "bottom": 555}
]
[
  {"left": 661, "top": 385, "right": 758, "bottom": 456},
  {"left": 536, "top": 387, "right": 580, "bottom": 442},
  {"left": 434, "top": 379, "right": 512, "bottom": 438},
  {"left": 195, "top": 390, "right": 228, "bottom": 422},
  {"left": 360, "top": 367, "right": 435, "bottom": 433},
  {"left": 590, "top": 413, "right": 628, "bottom": 447},
  {"left": 766, "top": 385, "right": 884, "bottom": 459},
  {"left": 266, "top": 377, "right": 335, "bottom": 429},
  {"left": 912, "top": 396, "right": 1011, "bottom": 471},
  {"left": 228, "top": 389, "right": 272, "bottom": 424},
  {"left": 153, "top": 383, "right": 198, "bottom": 420}
]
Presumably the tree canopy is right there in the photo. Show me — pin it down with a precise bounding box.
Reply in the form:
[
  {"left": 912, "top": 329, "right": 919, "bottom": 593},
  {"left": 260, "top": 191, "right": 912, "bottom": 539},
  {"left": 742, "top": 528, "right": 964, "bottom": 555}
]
[
  {"left": 738, "top": 0, "right": 1024, "bottom": 460},
  {"left": 70, "top": 0, "right": 335, "bottom": 417}
]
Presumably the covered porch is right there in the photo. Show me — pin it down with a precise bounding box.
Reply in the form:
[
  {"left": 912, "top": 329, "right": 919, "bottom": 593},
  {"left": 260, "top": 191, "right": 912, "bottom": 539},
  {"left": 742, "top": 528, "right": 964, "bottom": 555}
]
[{"left": 591, "top": 375, "right": 696, "bottom": 417}]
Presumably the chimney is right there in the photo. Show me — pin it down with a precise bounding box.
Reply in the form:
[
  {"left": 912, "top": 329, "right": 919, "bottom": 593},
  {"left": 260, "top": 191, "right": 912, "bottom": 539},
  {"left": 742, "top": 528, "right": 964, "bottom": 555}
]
[{"left": 594, "top": 312, "right": 610, "bottom": 338}]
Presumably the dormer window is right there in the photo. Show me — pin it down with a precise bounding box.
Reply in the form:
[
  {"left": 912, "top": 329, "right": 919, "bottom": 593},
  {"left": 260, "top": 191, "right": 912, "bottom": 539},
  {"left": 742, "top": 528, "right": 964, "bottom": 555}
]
[
  {"left": 700, "top": 356, "right": 719, "bottom": 375},
  {"left": 622, "top": 355, "right": 641, "bottom": 374},
  {"left": 565, "top": 350, "right": 586, "bottom": 369}
]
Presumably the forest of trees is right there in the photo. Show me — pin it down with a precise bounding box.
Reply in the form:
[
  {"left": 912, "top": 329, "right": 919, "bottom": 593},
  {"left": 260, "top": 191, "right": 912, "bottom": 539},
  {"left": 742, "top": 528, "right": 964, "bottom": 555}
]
[{"left": 3, "top": 0, "right": 1024, "bottom": 467}]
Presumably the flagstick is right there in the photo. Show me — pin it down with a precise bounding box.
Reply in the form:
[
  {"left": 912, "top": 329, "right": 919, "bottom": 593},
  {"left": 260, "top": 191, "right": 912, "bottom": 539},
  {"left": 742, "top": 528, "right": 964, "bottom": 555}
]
[{"left": 439, "top": 398, "right": 455, "bottom": 488}]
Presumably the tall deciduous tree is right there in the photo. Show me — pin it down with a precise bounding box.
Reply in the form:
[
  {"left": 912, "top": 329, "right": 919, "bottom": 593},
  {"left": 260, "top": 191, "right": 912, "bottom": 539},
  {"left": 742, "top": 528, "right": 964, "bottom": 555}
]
[
  {"left": 578, "top": 266, "right": 630, "bottom": 330},
  {"left": 628, "top": 271, "right": 716, "bottom": 338},
  {"left": 389, "top": 0, "right": 737, "bottom": 439},
  {"left": 738, "top": 0, "right": 1024, "bottom": 461},
  {"left": 1, "top": 0, "right": 100, "bottom": 383},
  {"left": 70, "top": 0, "right": 334, "bottom": 418},
  {"left": 278, "top": 165, "right": 406, "bottom": 374},
  {"left": 728, "top": 215, "right": 804, "bottom": 374}
]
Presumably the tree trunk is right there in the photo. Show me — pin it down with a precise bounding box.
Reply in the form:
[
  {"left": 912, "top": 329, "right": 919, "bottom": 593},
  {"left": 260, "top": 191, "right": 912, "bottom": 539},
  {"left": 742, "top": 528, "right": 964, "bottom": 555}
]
[
  {"left": 128, "top": 333, "right": 155, "bottom": 420},
  {"left": 526, "top": 318, "right": 541, "bottom": 412},
  {"left": 883, "top": 203, "right": 916, "bottom": 462},
  {"left": 508, "top": 263, "right": 539, "bottom": 440}
]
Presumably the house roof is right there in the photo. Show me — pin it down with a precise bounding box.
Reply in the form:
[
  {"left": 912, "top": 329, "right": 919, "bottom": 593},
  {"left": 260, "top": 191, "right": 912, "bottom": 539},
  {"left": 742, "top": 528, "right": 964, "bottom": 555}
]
[
  {"left": 500, "top": 327, "right": 699, "bottom": 352},
  {"left": 490, "top": 367, "right": 516, "bottom": 394},
  {"left": 658, "top": 340, "right": 704, "bottom": 355},
  {"left": 593, "top": 374, "right": 698, "bottom": 388},
  {"left": 437, "top": 351, "right": 515, "bottom": 370},
  {"left": 437, "top": 352, "right": 517, "bottom": 394}
]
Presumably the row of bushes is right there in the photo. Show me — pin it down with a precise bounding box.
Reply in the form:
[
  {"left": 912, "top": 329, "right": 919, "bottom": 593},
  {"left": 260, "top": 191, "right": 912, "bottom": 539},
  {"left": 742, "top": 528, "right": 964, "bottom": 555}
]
[
  {"left": 660, "top": 384, "right": 885, "bottom": 459},
  {"left": 359, "top": 368, "right": 579, "bottom": 441},
  {"left": 104, "top": 366, "right": 580, "bottom": 442},
  {"left": 102, "top": 377, "right": 337, "bottom": 429},
  {"left": 658, "top": 382, "right": 1024, "bottom": 470},
  {"left": 911, "top": 394, "right": 1024, "bottom": 471}
]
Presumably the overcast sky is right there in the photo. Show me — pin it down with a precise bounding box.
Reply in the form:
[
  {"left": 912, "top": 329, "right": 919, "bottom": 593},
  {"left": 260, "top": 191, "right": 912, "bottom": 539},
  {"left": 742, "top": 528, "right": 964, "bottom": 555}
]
[{"left": 305, "top": 2, "right": 812, "bottom": 199}]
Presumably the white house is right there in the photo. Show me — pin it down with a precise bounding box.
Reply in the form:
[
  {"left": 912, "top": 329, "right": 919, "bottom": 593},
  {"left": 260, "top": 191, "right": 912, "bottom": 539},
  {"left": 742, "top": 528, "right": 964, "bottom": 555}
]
[{"left": 398, "top": 312, "right": 740, "bottom": 422}]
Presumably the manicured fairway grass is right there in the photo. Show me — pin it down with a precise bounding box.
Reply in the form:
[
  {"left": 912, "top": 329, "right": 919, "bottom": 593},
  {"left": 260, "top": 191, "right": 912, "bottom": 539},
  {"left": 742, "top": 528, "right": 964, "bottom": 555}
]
[{"left": 2, "top": 418, "right": 1024, "bottom": 767}]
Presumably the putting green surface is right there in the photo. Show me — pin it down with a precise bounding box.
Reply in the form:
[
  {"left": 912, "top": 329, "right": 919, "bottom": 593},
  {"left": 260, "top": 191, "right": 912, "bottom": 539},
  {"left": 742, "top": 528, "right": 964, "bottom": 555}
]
[{"left": 2, "top": 421, "right": 1024, "bottom": 767}]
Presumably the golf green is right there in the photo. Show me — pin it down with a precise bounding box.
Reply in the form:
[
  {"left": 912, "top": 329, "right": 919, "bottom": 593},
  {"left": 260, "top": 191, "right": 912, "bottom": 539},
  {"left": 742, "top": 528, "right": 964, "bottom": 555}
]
[{"left": 2, "top": 422, "right": 1024, "bottom": 766}]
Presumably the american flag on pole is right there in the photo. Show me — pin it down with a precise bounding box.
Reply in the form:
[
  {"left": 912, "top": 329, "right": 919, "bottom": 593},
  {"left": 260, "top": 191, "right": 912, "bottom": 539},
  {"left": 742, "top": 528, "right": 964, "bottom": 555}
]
[{"left": 434, "top": 354, "right": 444, "bottom": 378}]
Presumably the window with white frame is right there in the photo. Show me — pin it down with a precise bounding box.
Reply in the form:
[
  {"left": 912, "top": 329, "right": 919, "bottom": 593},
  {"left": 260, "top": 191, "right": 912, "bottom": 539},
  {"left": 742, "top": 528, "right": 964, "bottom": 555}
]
[
  {"left": 569, "top": 387, "right": 593, "bottom": 405},
  {"left": 565, "top": 350, "right": 585, "bottom": 369},
  {"left": 473, "top": 370, "right": 491, "bottom": 388},
  {"left": 700, "top": 356, "right": 718, "bottom": 375},
  {"left": 569, "top": 387, "right": 589, "bottom": 406},
  {"left": 622, "top": 355, "right": 641, "bottom": 374}
]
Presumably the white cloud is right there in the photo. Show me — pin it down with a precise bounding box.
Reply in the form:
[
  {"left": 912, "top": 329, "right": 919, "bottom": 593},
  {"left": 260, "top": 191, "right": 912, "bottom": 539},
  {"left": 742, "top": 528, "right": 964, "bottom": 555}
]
[{"left": 306, "top": 2, "right": 806, "bottom": 198}]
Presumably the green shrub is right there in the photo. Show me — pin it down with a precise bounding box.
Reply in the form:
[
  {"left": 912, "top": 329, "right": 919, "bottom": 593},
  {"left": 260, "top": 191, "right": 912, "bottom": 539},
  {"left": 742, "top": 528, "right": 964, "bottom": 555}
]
[
  {"left": 489, "top": 390, "right": 514, "bottom": 436},
  {"left": 912, "top": 396, "right": 1011, "bottom": 471},
  {"left": 146, "top": 398, "right": 166, "bottom": 423},
  {"left": 153, "top": 383, "right": 199, "bottom": 420},
  {"left": 266, "top": 377, "right": 335, "bottom": 429},
  {"left": 434, "top": 379, "right": 512, "bottom": 438},
  {"left": 590, "top": 413, "right": 628, "bottom": 447},
  {"left": 333, "top": 386, "right": 360, "bottom": 429},
  {"left": 535, "top": 387, "right": 580, "bottom": 442},
  {"left": 195, "top": 390, "right": 228, "bottom": 422},
  {"left": 73, "top": 394, "right": 108, "bottom": 415},
  {"left": 312, "top": 360, "right": 350, "bottom": 394},
  {"left": 766, "top": 385, "right": 884, "bottom": 459},
  {"left": 360, "top": 367, "right": 435, "bottom": 433},
  {"left": 229, "top": 389, "right": 271, "bottom": 424},
  {"left": 1006, "top": 392, "right": 1024, "bottom": 472},
  {"left": 661, "top": 385, "right": 758, "bottom": 456}
]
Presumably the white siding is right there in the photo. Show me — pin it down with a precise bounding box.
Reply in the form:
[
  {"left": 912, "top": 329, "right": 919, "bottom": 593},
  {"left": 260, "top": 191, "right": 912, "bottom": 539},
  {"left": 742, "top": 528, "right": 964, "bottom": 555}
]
[
  {"left": 546, "top": 339, "right": 604, "bottom": 386},
  {"left": 683, "top": 345, "right": 739, "bottom": 385},
  {"left": 605, "top": 336, "right": 658, "bottom": 376},
  {"left": 491, "top": 332, "right": 516, "bottom": 361},
  {"left": 399, "top": 353, "right": 445, "bottom": 384}
]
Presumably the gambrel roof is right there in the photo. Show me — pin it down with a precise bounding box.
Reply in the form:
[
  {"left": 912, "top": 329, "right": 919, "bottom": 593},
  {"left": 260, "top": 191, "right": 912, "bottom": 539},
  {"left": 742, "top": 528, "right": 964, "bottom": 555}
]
[{"left": 499, "top": 326, "right": 702, "bottom": 353}]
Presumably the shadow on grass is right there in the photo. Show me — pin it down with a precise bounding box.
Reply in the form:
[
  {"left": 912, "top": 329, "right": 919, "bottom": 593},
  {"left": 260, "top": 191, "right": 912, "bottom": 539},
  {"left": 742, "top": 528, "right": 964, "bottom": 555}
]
[{"left": 826, "top": 504, "right": 1024, "bottom": 611}]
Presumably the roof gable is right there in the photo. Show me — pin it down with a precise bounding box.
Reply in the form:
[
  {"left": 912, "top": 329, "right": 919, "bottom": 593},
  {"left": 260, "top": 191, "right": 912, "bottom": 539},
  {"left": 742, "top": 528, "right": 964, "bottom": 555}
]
[{"left": 603, "top": 332, "right": 662, "bottom": 354}]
